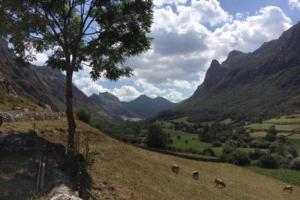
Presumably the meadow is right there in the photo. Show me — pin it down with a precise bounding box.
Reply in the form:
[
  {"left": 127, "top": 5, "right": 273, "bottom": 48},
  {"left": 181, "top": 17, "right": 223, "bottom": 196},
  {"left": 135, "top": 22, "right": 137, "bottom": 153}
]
[{"left": 1, "top": 119, "right": 300, "bottom": 199}]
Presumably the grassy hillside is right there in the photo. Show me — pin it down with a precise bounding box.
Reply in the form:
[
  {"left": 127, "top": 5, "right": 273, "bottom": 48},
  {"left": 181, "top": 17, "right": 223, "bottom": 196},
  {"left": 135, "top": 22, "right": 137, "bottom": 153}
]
[
  {"left": 1, "top": 119, "right": 300, "bottom": 200},
  {"left": 0, "top": 92, "right": 43, "bottom": 111}
]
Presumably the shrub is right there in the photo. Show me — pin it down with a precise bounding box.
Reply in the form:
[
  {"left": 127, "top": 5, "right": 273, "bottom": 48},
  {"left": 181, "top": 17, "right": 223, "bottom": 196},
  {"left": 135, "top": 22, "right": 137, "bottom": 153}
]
[
  {"left": 212, "top": 141, "right": 222, "bottom": 147},
  {"left": 203, "top": 148, "right": 216, "bottom": 157},
  {"left": 290, "top": 157, "right": 300, "bottom": 170},
  {"left": 146, "top": 124, "right": 169, "bottom": 149},
  {"left": 249, "top": 148, "right": 266, "bottom": 160},
  {"left": 259, "top": 154, "right": 278, "bottom": 168},
  {"left": 76, "top": 109, "right": 91, "bottom": 124},
  {"left": 249, "top": 140, "right": 270, "bottom": 149},
  {"left": 230, "top": 150, "right": 250, "bottom": 166},
  {"left": 265, "top": 126, "right": 277, "bottom": 142}
]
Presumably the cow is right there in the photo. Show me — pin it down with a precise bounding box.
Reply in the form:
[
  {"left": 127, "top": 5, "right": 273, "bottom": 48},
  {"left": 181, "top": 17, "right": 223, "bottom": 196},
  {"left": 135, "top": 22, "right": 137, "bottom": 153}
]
[
  {"left": 192, "top": 171, "right": 199, "bottom": 180},
  {"left": 215, "top": 178, "right": 226, "bottom": 188},
  {"left": 283, "top": 185, "right": 293, "bottom": 193},
  {"left": 171, "top": 164, "right": 180, "bottom": 174}
]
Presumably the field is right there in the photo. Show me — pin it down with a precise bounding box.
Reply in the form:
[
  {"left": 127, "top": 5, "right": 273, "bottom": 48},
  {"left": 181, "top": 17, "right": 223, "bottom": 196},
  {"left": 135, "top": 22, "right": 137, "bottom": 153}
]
[
  {"left": 246, "top": 113, "right": 300, "bottom": 153},
  {"left": 247, "top": 167, "right": 300, "bottom": 187},
  {"left": 1, "top": 119, "right": 300, "bottom": 199}
]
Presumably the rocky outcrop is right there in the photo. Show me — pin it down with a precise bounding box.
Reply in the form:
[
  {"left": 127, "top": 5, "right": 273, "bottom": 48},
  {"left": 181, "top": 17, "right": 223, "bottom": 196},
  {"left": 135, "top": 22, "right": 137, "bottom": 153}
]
[
  {"left": 49, "top": 185, "right": 82, "bottom": 200},
  {"left": 0, "top": 72, "right": 17, "bottom": 96}
]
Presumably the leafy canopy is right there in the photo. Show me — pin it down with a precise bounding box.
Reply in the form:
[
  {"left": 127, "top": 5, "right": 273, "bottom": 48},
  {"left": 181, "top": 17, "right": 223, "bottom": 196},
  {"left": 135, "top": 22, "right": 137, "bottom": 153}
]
[{"left": 0, "top": 0, "right": 153, "bottom": 80}]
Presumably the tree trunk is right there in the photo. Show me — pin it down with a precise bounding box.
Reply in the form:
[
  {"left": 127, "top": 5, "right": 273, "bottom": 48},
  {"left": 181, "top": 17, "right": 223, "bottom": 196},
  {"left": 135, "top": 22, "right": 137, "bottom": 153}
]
[{"left": 66, "top": 68, "right": 76, "bottom": 153}]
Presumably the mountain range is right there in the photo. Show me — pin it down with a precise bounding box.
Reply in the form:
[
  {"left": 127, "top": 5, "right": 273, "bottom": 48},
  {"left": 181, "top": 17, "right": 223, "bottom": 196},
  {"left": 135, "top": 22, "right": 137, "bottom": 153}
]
[
  {"left": 174, "top": 22, "right": 300, "bottom": 122},
  {"left": 3, "top": 22, "right": 300, "bottom": 124},
  {"left": 0, "top": 39, "right": 175, "bottom": 122}
]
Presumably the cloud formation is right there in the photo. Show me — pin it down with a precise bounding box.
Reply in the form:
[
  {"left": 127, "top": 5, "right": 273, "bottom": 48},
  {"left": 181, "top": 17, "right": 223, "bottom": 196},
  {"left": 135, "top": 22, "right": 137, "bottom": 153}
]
[
  {"left": 289, "top": 0, "right": 300, "bottom": 9},
  {"left": 33, "top": 0, "right": 294, "bottom": 103}
]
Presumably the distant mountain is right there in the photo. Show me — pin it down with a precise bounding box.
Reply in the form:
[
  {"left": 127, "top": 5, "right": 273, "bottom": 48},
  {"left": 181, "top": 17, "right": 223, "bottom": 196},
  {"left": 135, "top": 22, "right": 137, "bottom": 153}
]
[
  {"left": 123, "top": 95, "right": 176, "bottom": 118},
  {"left": 0, "top": 38, "right": 176, "bottom": 121},
  {"left": 175, "top": 22, "right": 300, "bottom": 122},
  {"left": 88, "top": 92, "right": 139, "bottom": 120}
]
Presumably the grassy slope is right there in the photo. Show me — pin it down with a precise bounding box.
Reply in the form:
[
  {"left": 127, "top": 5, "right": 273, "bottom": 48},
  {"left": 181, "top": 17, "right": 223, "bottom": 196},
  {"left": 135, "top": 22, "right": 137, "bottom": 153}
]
[
  {"left": 0, "top": 92, "right": 42, "bottom": 111},
  {"left": 1, "top": 120, "right": 300, "bottom": 200}
]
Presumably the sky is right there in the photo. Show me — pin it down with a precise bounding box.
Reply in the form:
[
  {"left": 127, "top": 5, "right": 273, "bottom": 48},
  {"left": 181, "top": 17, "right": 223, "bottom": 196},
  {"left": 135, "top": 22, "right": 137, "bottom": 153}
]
[{"left": 34, "top": 0, "right": 300, "bottom": 102}]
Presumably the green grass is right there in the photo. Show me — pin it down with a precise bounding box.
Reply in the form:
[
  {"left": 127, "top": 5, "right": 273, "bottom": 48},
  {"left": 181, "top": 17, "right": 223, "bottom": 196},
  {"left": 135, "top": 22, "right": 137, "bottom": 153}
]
[
  {"left": 246, "top": 166, "right": 300, "bottom": 187},
  {"left": 167, "top": 129, "right": 211, "bottom": 151},
  {"left": 170, "top": 117, "right": 193, "bottom": 125}
]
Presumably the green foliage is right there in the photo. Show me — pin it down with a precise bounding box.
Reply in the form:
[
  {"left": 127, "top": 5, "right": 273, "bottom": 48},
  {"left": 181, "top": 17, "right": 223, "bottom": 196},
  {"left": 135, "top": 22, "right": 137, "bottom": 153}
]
[
  {"left": 259, "top": 154, "right": 278, "bottom": 169},
  {"left": 202, "top": 148, "right": 216, "bottom": 157},
  {"left": 212, "top": 141, "right": 222, "bottom": 147},
  {"left": 222, "top": 145, "right": 250, "bottom": 166},
  {"left": 265, "top": 126, "right": 277, "bottom": 142},
  {"left": 290, "top": 157, "right": 300, "bottom": 170},
  {"left": 76, "top": 109, "right": 91, "bottom": 124},
  {"left": 0, "top": 0, "right": 153, "bottom": 78},
  {"left": 249, "top": 148, "right": 266, "bottom": 160},
  {"left": 146, "top": 124, "right": 169, "bottom": 149}
]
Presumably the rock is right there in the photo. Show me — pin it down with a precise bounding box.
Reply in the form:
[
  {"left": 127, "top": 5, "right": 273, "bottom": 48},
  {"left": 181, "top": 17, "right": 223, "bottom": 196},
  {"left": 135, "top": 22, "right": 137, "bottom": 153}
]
[{"left": 48, "top": 184, "right": 82, "bottom": 200}]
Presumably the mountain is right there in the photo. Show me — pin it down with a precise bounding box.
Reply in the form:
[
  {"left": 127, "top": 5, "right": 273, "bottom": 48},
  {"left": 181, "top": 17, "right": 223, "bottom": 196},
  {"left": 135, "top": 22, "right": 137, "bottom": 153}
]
[
  {"left": 0, "top": 39, "right": 174, "bottom": 121},
  {"left": 176, "top": 22, "right": 300, "bottom": 122},
  {"left": 88, "top": 92, "right": 139, "bottom": 120},
  {"left": 0, "top": 39, "right": 115, "bottom": 124},
  {"left": 123, "top": 95, "right": 176, "bottom": 118}
]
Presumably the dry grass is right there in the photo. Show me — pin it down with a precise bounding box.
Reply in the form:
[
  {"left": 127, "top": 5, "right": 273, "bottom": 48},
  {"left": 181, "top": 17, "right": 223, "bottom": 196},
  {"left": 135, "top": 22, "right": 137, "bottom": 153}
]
[{"left": 1, "top": 119, "right": 300, "bottom": 200}]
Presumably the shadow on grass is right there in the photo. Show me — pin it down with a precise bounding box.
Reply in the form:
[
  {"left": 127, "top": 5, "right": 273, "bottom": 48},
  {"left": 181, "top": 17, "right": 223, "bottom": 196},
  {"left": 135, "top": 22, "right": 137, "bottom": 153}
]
[{"left": 0, "top": 132, "right": 92, "bottom": 199}]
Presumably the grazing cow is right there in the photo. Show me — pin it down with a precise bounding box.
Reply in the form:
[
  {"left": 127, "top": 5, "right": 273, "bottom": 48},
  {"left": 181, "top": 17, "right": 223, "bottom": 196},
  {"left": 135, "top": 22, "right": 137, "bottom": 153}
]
[
  {"left": 192, "top": 171, "right": 199, "bottom": 180},
  {"left": 283, "top": 185, "right": 293, "bottom": 193},
  {"left": 215, "top": 178, "right": 226, "bottom": 188},
  {"left": 171, "top": 164, "right": 180, "bottom": 174}
]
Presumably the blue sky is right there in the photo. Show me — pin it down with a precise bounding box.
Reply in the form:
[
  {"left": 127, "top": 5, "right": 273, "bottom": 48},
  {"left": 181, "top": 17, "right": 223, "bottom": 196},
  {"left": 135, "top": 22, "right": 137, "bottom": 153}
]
[{"left": 34, "top": 0, "right": 300, "bottom": 102}]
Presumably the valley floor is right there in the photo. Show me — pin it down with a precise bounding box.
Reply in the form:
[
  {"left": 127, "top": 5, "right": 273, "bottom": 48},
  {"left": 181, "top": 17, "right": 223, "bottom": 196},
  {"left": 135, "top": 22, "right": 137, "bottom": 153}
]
[{"left": 1, "top": 119, "right": 300, "bottom": 200}]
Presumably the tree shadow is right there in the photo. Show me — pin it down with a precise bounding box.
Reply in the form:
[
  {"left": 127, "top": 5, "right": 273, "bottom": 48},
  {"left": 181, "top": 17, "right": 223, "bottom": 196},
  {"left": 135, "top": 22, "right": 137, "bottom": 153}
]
[{"left": 0, "top": 131, "right": 92, "bottom": 199}]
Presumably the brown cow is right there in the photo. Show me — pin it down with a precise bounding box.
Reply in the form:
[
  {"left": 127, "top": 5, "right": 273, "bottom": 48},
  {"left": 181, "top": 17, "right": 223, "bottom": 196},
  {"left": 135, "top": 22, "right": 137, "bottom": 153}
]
[
  {"left": 215, "top": 178, "right": 226, "bottom": 188},
  {"left": 171, "top": 164, "right": 180, "bottom": 174},
  {"left": 192, "top": 171, "right": 199, "bottom": 180},
  {"left": 283, "top": 185, "right": 293, "bottom": 193}
]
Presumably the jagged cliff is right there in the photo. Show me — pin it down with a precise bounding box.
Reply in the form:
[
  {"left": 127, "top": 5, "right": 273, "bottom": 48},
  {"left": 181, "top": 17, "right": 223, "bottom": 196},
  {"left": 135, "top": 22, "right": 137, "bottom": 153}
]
[{"left": 176, "top": 22, "right": 300, "bottom": 122}]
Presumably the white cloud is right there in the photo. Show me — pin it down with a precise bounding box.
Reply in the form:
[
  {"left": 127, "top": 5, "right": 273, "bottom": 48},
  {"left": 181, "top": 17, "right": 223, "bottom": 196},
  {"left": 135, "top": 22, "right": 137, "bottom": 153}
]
[
  {"left": 163, "top": 89, "right": 185, "bottom": 102},
  {"left": 154, "top": 0, "right": 187, "bottom": 7},
  {"left": 30, "top": 1, "right": 294, "bottom": 103},
  {"left": 112, "top": 85, "right": 142, "bottom": 101},
  {"left": 289, "top": 0, "right": 300, "bottom": 9}
]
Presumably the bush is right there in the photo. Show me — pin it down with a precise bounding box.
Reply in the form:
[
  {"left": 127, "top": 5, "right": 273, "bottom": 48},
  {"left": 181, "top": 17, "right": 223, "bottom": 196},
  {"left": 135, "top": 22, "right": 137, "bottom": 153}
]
[
  {"left": 249, "top": 140, "right": 270, "bottom": 149},
  {"left": 265, "top": 126, "right": 277, "bottom": 142},
  {"left": 259, "top": 154, "right": 278, "bottom": 168},
  {"left": 212, "top": 141, "right": 222, "bottom": 147},
  {"left": 249, "top": 148, "right": 266, "bottom": 160},
  {"left": 203, "top": 148, "right": 216, "bottom": 157},
  {"left": 290, "top": 157, "right": 300, "bottom": 170},
  {"left": 76, "top": 109, "right": 91, "bottom": 124},
  {"left": 146, "top": 124, "right": 169, "bottom": 149},
  {"left": 230, "top": 150, "right": 250, "bottom": 166}
]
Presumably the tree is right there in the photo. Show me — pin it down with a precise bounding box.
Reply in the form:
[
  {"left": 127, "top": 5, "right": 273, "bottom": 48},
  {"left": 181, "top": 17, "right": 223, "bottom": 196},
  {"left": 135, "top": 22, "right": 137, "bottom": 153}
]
[
  {"left": 0, "top": 0, "right": 153, "bottom": 152},
  {"left": 76, "top": 109, "right": 91, "bottom": 124},
  {"left": 146, "top": 124, "right": 169, "bottom": 149},
  {"left": 265, "top": 126, "right": 277, "bottom": 142}
]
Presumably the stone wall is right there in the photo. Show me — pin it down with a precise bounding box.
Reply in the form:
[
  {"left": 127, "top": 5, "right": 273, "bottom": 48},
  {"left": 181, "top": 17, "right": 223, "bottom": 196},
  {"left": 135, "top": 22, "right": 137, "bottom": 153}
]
[{"left": 0, "top": 111, "right": 65, "bottom": 123}]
